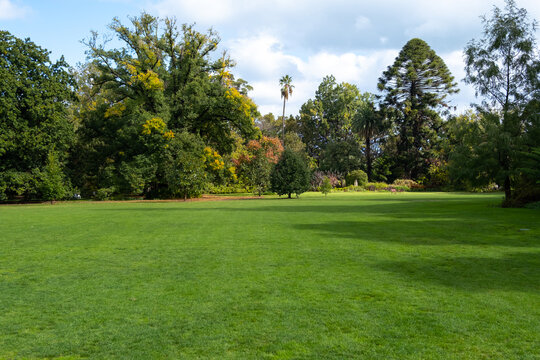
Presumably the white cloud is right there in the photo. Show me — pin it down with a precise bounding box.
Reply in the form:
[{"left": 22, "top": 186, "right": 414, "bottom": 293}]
[
  {"left": 152, "top": 0, "right": 235, "bottom": 24},
  {"left": 226, "top": 34, "right": 301, "bottom": 79},
  {"left": 440, "top": 50, "right": 478, "bottom": 112},
  {"left": 0, "top": 0, "right": 29, "bottom": 20},
  {"left": 146, "top": 0, "right": 540, "bottom": 116},
  {"left": 227, "top": 33, "right": 401, "bottom": 116}
]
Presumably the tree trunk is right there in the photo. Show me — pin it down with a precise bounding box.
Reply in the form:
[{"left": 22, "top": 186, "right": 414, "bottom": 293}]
[
  {"left": 282, "top": 98, "right": 286, "bottom": 146},
  {"left": 504, "top": 175, "right": 512, "bottom": 201},
  {"left": 288, "top": 193, "right": 291, "bottom": 199},
  {"left": 366, "top": 135, "right": 372, "bottom": 182}
]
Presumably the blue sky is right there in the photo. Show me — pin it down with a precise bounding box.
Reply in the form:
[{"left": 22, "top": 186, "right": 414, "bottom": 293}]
[{"left": 2, "top": 0, "right": 539, "bottom": 116}]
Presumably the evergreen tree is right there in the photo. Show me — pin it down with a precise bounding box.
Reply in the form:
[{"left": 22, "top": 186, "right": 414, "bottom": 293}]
[
  {"left": 39, "top": 151, "right": 69, "bottom": 202},
  {"left": 270, "top": 149, "right": 310, "bottom": 198},
  {"left": 378, "top": 38, "right": 458, "bottom": 180}
]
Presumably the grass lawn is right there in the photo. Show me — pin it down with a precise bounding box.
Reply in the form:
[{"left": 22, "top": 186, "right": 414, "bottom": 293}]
[{"left": 0, "top": 192, "right": 539, "bottom": 359}]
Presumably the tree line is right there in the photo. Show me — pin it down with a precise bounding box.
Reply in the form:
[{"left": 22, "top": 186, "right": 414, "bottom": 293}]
[{"left": 1, "top": 0, "right": 538, "bottom": 206}]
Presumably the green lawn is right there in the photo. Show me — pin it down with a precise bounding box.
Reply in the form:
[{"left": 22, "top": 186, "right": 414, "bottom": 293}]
[{"left": 1, "top": 192, "right": 539, "bottom": 359}]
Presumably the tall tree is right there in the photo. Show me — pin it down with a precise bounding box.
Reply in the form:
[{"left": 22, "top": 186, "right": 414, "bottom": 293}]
[
  {"left": 74, "top": 13, "right": 259, "bottom": 198},
  {"left": 0, "top": 31, "right": 75, "bottom": 200},
  {"left": 378, "top": 38, "right": 458, "bottom": 180},
  {"left": 297, "top": 76, "right": 362, "bottom": 164},
  {"left": 464, "top": 0, "right": 540, "bottom": 203},
  {"left": 352, "top": 93, "right": 386, "bottom": 181},
  {"left": 279, "top": 75, "right": 294, "bottom": 145}
]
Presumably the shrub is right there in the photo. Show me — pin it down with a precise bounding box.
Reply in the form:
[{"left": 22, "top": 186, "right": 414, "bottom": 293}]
[
  {"left": 207, "top": 183, "right": 247, "bottom": 194},
  {"left": 320, "top": 176, "right": 332, "bottom": 196},
  {"left": 341, "top": 185, "right": 365, "bottom": 192},
  {"left": 95, "top": 187, "right": 115, "bottom": 200},
  {"left": 270, "top": 149, "right": 311, "bottom": 198},
  {"left": 346, "top": 170, "right": 368, "bottom": 187},
  {"left": 365, "top": 182, "right": 389, "bottom": 191},
  {"left": 389, "top": 185, "right": 409, "bottom": 192},
  {"left": 311, "top": 171, "right": 342, "bottom": 191}
]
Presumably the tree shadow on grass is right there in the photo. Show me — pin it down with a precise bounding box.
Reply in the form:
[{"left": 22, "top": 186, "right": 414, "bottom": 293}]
[
  {"left": 291, "top": 218, "right": 539, "bottom": 248},
  {"left": 103, "top": 196, "right": 478, "bottom": 215},
  {"left": 374, "top": 252, "right": 540, "bottom": 293}
]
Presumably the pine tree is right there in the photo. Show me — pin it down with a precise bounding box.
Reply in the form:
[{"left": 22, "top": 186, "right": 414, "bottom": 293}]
[{"left": 378, "top": 38, "right": 458, "bottom": 180}]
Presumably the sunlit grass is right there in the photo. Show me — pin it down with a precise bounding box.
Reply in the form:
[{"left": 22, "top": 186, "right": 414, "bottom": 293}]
[{"left": 0, "top": 192, "right": 538, "bottom": 359}]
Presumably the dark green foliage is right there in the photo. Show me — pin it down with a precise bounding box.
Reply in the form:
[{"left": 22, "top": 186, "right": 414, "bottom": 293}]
[
  {"left": 447, "top": 111, "right": 505, "bottom": 190},
  {"left": 463, "top": 0, "right": 540, "bottom": 204},
  {"left": 119, "top": 155, "right": 158, "bottom": 195},
  {"left": 378, "top": 38, "right": 458, "bottom": 180},
  {"left": 319, "top": 137, "right": 363, "bottom": 174},
  {"left": 352, "top": 92, "right": 387, "bottom": 181},
  {"left": 163, "top": 132, "right": 208, "bottom": 200},
  {"left": 270, "top": 149, "right": 310, "bottom": 198},
  {"left": 464, "top": 0, "right": 539, "bottom": 111},
  {"left": 297, "top": 76, "right": 362, "bottom": 163},
  {"left": 346, "top": 170, "right": 368, "bottom": 187},
  {"left": 0, "top": 31, "right": 75, "bottom": 200}
]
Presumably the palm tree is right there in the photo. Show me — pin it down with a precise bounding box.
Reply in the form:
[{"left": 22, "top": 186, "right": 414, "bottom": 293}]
[
  {"left": 279, "top": 75, "right": 294, "bottom": 146},
  {"left": 352, "top": 94, "right": 385, "bottom": 181}
]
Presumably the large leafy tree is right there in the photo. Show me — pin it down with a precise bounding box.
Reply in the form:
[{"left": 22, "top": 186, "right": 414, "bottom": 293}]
[
  {"left": 463, "top": 0, "right": 540, "bottom": 204},
  {"left": 297, "top": 76, "right": 362, "bottom": 164},
  {"left": 378, "top": 38, "right": 458, "bottom": 180},
  {"left": 164, "top": 19, "right": 258, "bottom": 152},
  {"left": 74, "top": 13, "right": 259, "bottom": 197},
  {"left": 0, "top": 31, "right": 75, "bottom": 200}
]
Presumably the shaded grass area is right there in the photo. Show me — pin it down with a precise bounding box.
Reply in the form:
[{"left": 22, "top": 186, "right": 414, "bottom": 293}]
[{"left": 0, "top": 192, "right": 539, "bottom": 359}]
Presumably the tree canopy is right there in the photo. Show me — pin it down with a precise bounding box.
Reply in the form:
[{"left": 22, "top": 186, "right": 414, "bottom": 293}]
[
  {"left": 378, "top": 38, "right": 458, "bottom": 180},
  {"left": 0, "top": 31, "right": 75, "bottom": 200}
]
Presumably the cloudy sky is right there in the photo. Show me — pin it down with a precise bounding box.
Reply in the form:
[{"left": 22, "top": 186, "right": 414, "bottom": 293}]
[{"left": 2, "top": 0, "right": 539, "bottom": 116}]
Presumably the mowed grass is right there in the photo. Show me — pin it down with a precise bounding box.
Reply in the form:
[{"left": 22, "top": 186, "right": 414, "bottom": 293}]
[{"left": 0, "top": 192, "right": 539, "bottom": 359}]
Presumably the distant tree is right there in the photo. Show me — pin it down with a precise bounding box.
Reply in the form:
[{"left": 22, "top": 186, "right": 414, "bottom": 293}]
[
  {"left": 279, "top": 75, "right": 294, "bottom": 145},
  {"left": 235, "top": 136, "right": 283, "bottom": 196},
  {"left": 0, "top": 31, "right": 75, "bottom": 201},
  {"left": 463, "top": 0, "right": 540, "bottom": 204},
  {"left": 319, "top": 138, "right": 363, "bottom": 174},
  {"left": 352, "top": 93, "right": 387, "bottom": 181},
  {"left": 163, "top": 132, "right": 208, "bottom": 200},
  {"left": 378, "top": 38, "right": 458, "bottom": 180},
  {"left": 320, "top": 176, "right": 332, "bottom": 196},
  {"left": 39, "top": 151, "right": 69, "bottom": 202},
  {"left": 256, "top": 113, "right": 281, "bottom": 137},
  {"left": 270, "top": 149, "right": 310, "bottom": 198},
  {"left": 297, "top": 76, "right": 362, "bottom": 163}
]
